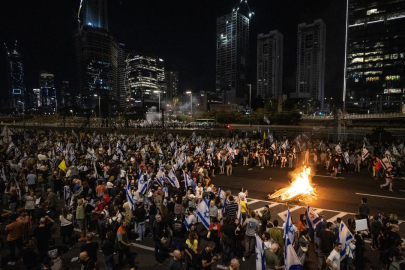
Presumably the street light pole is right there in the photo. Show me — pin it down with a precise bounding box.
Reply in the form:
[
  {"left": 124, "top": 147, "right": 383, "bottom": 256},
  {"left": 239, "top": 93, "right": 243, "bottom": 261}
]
[
  {"left": 248, "top": 84, "right": 252, "bottom": 126},
  {"left": 94, "top": 94, "right": 101, "bottom": 118},
  {"left": 153, "top": 91, "right": 161, "bottom": 112}
]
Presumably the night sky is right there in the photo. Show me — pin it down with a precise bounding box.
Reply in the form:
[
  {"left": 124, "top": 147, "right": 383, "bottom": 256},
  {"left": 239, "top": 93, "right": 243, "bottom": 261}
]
[{"left": 0, "top": 0, "right": 346, "bottom": 104}]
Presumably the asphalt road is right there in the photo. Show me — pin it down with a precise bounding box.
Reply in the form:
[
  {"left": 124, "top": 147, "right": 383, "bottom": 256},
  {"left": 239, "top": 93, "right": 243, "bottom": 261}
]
[{"left": 1, "top": 161, "right": 404, "bottom": 270}]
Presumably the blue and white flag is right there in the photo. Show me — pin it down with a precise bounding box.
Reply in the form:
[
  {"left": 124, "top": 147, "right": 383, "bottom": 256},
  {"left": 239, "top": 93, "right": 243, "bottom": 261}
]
[
  {"left": 283, "top": 208, "right": 295, "bottom": 246},
  {"left": 22, "top": 152, "right": 28, "bottom": 161},
  {"left": 335, "top": 144, "right": 342, "bottom": 154},
  {"left": 263, "top": 115, "right": 270, "bottom": 125},
  {"left": 86, "top": 148, "right": 95, "bottom": 160},
  {"left": 138, "top": 172, "right": 147, "bottom": 194},
  {"left": 126, "top": 175, "right": 135, "bottom": 210},
  {"left": 156, "top": 170, "right": 165, "bottom": 187},
  {"left": 184, "top": 218, "right": 190, "bottom": 230},
  {"left": 56, "top": 142, "right": 63, "bottom": 153},
  {"left": 255, "top": 234, "right": 266, "bottom": 270},
  {"left": 337, "top": 222, "right": 353, "bottom": 260},
  {"left": 343, "top": 151, "right": 349, "bottom": 164},
  {"left": 270, "top": 143, "right": 276, "bottom": 151},
  {"left": 281, "top": 140, "right": 289, "bottom": 151},
  {"left": 158, "top": 146, "right": 164, "bottom": 158},
  {"left": 14, "top": 147, "right": 21, "bottom": 157},
  {"left": 184, "top": 171, "right": 193, "bottom": 189},
  {"left": 381, "top": 157, "right": 392, "bottom": 170},
  {"left": 269, "top": 132, "right": 274, "bottom": 143},
  {"left": 305, "top": 205, "right": 321, "bottom": 229},
  {"left": 237, "top": 198, "right": 242, "bottom": 224},
  {"left": 285, "top": 243, "right": 303, "bottom": 270},
  {"left": 194, "top": 146, "right": 202, "bottom": 156},
  {"left": 168, "top": 168, "right": 180, "bottom": 188},
  {"left": 385, "top": 150, "right": 391, "bottom": 161},
  {"left": 361, "top": 147, "right": 370, "bottom": 161},
  {"left": 196, "top": 198, "right": 210, "bottom": 229},
  {"left": 217, "top": 188, "right": 226, "bottom": 204}
]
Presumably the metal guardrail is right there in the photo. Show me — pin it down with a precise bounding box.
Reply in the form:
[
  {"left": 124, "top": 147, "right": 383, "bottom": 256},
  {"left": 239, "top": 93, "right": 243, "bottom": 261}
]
[{"left": 302, "top": 112, "right": 405, "bottom": 120}]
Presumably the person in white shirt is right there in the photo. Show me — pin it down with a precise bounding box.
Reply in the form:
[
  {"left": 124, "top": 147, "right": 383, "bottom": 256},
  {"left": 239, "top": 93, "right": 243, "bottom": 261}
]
[{"left": 326, "top": 242, "right": 343, "bottom": 270}]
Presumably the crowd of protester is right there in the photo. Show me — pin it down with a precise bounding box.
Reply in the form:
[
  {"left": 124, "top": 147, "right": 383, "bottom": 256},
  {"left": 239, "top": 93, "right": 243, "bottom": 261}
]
[{"left": 0, "top": 127, "right": 404, "bottom": 270}]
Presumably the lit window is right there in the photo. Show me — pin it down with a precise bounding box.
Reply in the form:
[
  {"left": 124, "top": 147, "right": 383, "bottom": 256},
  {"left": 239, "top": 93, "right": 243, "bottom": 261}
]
[
  {"left": 367, "top": 9, "right": 378, "bottom": 15},
  {"left": 386, "top": 75, "right": 400, "bottom": 80},
  {"left": 366, "top": 77, "right": 379, "bottom": 82}
]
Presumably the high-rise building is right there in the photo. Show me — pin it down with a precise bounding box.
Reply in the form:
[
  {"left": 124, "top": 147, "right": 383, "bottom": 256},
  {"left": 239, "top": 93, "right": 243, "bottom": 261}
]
[
  {"left": 4, "top": 41, "right": 25, "bottom": 108},
  {"left": 74, "top": 27, "right": 118, "bottom": 110},
  {"left": 216, "top": 10, "right": 250, "bottom": 104},
  {"left": 257, "top": 31, "right": 283, "bottom": 99},
  {"left": 165, "top": 71, "right": 179, "bottom": 99},
  {"left": 291, "top": 19, "right": 326, "bottom": 109},
  {"left": 125, "top": 52, "right": 166, "bottom": 105},
  {"left": 117, "top": 43, "right": 128, "bottom": 108},
  {"left": 83, "top": 0, "right": 108, "bottom": 30},
  {"left": 39, "top": 71, "right": 57, "bottom": 110},
  {"left": 75, "top": 0, "right": 118, "bottom": 112},
  {"left": 346, "top": 0, "right": 405, "bottom": 113},
  {"left": 61, "top": 81, "right": 71, "bottom": 108}
]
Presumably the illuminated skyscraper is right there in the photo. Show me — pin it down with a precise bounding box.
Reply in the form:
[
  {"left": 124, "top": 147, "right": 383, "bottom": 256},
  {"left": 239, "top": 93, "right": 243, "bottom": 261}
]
[
  {"left": 61, "top": 81, "right": 71, "bottom": 108},
  {"left": 117, "top": 43, "right": 128, "bottom": 108},
  {"left": 165, "top": 71, "right": 179, "bottom": 99},
  {"left": 4, "top": 41, "right": 25, "bottom": 108},
  {"left": 39, "top": 71, "right": 57, "bottom": 110},
  {"left": 125, "top": 52, "right": 165, "bottom": 106},
  {"left": 75, "top": 0, "right": 118, "bottom": 111},
  {"left": 216, "top": 9, "right": 250, "bottom": 104},
  {"left": 292, "top": 19, "right": 326, "bottom": 109},
  {"left": 346, "top": 0, "right": 405, "bottom": 113},
  {"left": 257, "top": 31, "right": 283, "bottom": 98}
]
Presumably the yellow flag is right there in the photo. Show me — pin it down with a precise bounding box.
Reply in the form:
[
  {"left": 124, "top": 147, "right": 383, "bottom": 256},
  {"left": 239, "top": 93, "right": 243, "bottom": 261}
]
[
  {"left": 263, "top": 132, "right": 267, "bottom": 139},
  {"left": 58, "top": 159, "right": 67, "bottom": 171}
]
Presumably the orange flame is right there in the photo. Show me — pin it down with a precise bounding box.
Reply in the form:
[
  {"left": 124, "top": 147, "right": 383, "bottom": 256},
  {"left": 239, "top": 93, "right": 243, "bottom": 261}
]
[{"left": 280, "top": 167, "right": 314, "bottom": 200}]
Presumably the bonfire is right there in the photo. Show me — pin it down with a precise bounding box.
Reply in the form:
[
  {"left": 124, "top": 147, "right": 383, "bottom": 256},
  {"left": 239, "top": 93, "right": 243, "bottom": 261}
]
[{"left": 268, "top": 166, "right": 316, "bottom": 201}]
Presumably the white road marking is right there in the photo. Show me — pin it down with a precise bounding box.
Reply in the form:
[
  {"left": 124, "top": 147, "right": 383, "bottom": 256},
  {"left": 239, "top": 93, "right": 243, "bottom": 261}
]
[
  {"left": 355, "top": 193, "right": 405, "bottom": 201},
  {"left": 314, "top": 175, "right": 345, "bottom": 179},
  {"left": 327, "top": 212, "right": 349, "bottom": 222},
  {"left": 253, "top": 203, "right": 280, "bottom": 214},
  {"left": 278, "top": 206, "right": 301, "bottom": 222},
  {"left": 247, "top": 199, "right": 260, "bottom": 205}
]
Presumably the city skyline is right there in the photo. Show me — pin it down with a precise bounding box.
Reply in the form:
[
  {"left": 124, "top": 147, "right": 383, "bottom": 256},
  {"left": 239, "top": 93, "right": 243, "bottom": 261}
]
[{"left": 0, "top": 0, "right": 346, "bottom": 106}]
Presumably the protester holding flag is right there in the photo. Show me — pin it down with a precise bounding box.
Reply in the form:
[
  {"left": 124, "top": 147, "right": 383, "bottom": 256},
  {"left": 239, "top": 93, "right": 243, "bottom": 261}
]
[{"left": 326, "top": 242, "right": 343, "bottom": 270}]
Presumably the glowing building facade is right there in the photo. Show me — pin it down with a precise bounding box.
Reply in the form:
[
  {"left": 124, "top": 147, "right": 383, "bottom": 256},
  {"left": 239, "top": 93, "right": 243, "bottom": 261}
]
[{"left": 346, "top": 0, "right": 405, "bottom": 112}]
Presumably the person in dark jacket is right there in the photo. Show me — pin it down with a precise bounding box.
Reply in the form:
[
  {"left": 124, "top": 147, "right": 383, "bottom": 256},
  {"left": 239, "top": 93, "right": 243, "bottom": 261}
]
[
  {"left": 370, "top": 214, "right": 381, "bottom": 250},
  {"left": 100, "top": 232, "right": 116, "bottom": 270},
  {"left": 134, "top": 202, "right": 147, "bottom": 241},
  {"left": 168, "top": 250, "right": 184, "bottom": 270},
  {"left": 153, "top": 214, "right": 167, "bottom": 264},
  {"left": 20, "top": 239, "right": 40, "bottom": 270}
]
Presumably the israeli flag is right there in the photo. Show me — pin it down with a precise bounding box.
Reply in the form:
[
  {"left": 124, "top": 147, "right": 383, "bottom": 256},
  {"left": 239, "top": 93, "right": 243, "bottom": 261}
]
[
  {"left": 335, "top": 144, "right": 342, "bottom": 154},
  {"left": 194, "top": 146, "right": 202, "bottom": 156},
  {"left": 158, "top": 146, "right": 164, "bottom": 158},
  {"left": 237, "top": 198, "right": 242, "bottom": 224},
  {"left": 381, "top": 157, "right": 392, "bottom": 170},
  {"left": 138, "top": 172, "right": 147, "bottom": 194},
  {"left": 156, "top": 170, "right": 165, "bottom": 187},
  {"left": 283, "top": 208, "right": 295, "bottom": 246},
  {"left": 337, "top": 222, "right": 353, "bottom": 260},
  {"left": 217, "top": 188, "right": 226, "bottom": 204},
  {"left": 168, "top": 168, "right": 180, "bottom": 188},
  {"left": 270, "top": 143, "right": 276, "bottom": 151},
  {"left": 263, "top": 115, "right": 270, "bottom": 125},
  {"left": 22, "top": 152, "right": 28, "bottom": 161},
  {"left": 305, "top": 205, "right": 321, "bottom": 229},
  {"left": 385, "top": 150, "right": 391, "bottom": 161},
  {"left": 269, "top": 133, "right": 274, "bottom": 143},
  {"left": 196, "top": 198, "right": 210, "bottom": 229},
  {"left": 207, "top": 155, "right": 212, "bottom": 167},
  {"left": 14, "top": 147, "right": 21, "bottom": 157},
  {"left": 86, "top": 148, "right": 95, "bottom": 160},
  {"left": 285, "top": 243, "right": 303, "bottom": 270},
  {"left": 184, "top": 218, "right": 190, "bottom": 230},
  {"left": 116, "top": 141, "right": 122, "bottom": 153},
  {"left": 361, "top": 147, "right": 370, "bottom": 161},
  {"left": 184, "top": 171, "right": 193, "bottom": 189},
  {"left": 281, "top": 140, "right": 289, "bottom": 151},
  {"left": 343, "top": 151, "right": 349, "bottom": 164},
  {"left": 255, "top": 234, "right": 266, "bottom": 270},
  {"left": 56, "top": 142, "right": 63, "bottom": 153},
  {"left": 126, "top": 175, "right": 135, "bottom": 210}
]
